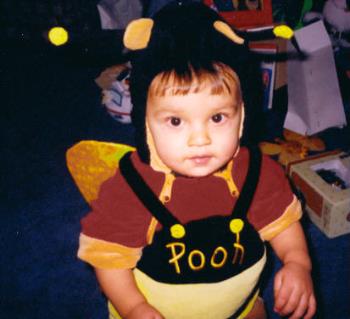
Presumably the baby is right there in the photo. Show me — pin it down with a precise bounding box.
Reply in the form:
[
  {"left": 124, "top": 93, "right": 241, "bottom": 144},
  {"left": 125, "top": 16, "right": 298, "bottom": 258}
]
[{"left": 76, "top": 2, "right": 316, "bottom": 319}]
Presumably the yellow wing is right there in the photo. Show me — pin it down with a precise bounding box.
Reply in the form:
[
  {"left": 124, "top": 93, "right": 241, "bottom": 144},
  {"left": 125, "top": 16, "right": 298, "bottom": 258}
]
[{"left": 66, "top": 140, "right": 135, "bottom": 203}]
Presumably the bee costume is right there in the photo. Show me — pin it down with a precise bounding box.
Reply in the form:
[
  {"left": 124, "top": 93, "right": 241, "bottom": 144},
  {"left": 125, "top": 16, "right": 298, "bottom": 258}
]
[{"left": 67, "top": 1, "right": 302, "bottom": 318}]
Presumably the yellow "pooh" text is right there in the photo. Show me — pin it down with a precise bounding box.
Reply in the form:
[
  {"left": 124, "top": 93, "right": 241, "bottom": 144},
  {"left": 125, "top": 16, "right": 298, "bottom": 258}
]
[{"left": 165, "top": 242, "right": 244, "bottom": 274}]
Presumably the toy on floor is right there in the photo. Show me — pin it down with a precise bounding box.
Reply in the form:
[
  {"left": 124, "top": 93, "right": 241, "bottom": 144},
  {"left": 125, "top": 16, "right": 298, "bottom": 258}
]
[
  {"left": 259, "top": 129, "right": 326, "bottom": 166},
  {"left": 303, "top": 0, "right": 350, "bottom": 49},
  {"left": 95, "top": 63, "right": 132, "bottom": 123}
]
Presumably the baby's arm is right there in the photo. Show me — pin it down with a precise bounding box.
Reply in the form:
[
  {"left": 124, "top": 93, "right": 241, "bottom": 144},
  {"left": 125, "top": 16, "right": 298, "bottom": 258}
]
[
  {"left": 269, "top": 221, "right": 316, "bottom": 319},
  {"left": 95, "top": 268, "right": 164, "bottom": 319}
]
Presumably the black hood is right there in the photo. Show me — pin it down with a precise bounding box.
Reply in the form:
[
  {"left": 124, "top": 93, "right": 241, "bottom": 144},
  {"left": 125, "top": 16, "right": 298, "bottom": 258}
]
[{"left": 127, "top": 1, "right": 263, "bottom": 163}]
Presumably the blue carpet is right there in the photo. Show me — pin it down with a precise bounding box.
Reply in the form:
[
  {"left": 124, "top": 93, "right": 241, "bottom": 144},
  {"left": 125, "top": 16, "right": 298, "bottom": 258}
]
[{"left": 2, "top": 42, "right": 350, "bottom": 319}]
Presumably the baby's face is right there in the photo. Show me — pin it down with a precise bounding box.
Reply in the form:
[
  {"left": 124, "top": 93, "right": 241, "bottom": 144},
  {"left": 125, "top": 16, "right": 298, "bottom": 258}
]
[{"left": 146, "top": 86, "right": 243, "bottom": 177}]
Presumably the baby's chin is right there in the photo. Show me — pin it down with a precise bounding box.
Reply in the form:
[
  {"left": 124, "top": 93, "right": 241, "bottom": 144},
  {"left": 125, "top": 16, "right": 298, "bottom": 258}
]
[
  {"left": 166, "top": 156, "right": 233, "bottom": 178},
  {"left": 173, "top": 172, "right": 213, "bottom": 178},
  {"left": 171, "top": 166, "right": 222, "bottom": 178}
]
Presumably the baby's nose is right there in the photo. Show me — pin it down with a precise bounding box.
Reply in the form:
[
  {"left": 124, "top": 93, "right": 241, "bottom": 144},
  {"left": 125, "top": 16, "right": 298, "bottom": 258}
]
[{"left": 188, "top": 127, "right": 211, "bottom": 146}]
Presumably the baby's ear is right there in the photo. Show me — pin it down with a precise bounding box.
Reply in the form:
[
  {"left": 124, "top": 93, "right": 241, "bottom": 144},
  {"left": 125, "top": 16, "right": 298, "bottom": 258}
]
[
  {"left": 213, "top": 21, "right": 244, "bottom": 45},
  {"left": 123, "top": 18, "right": 154, "bottom": 50},
  {"left": 239, "top": 103, "right": 245, "bottom": 139}
]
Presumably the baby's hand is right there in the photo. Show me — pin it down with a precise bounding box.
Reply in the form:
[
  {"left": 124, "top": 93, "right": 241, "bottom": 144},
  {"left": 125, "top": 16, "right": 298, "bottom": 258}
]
[
  {"left": 274, "top": 262, "right": 316, "bottom": 319},
  {"left": 125, "top": 301, "right": 164, "bottom": 319}
]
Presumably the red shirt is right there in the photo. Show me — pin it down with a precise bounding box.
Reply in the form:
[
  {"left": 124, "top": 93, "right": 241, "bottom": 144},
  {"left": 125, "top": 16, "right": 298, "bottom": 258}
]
[{"left": 81, "top": 147, "right": 297, "bottom": 248}]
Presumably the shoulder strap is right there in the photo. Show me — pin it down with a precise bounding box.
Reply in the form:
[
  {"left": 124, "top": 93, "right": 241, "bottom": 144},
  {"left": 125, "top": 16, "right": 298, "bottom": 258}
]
[
  {"left": 119, "top": 152, "right": 180, "bottom": 228},
  {"left": 231, "top": 146, "right": 262, "bottom": 219},
  {"left": 119, "top": 147, "right": 262, "bottom": 225}
]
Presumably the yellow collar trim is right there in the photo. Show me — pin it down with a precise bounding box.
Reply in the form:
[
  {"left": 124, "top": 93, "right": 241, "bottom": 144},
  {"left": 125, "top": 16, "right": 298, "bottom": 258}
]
[
  {"left": 159, "top": 173, "right": 176, "bottom": 204},
  {"left": 146, "top": 160, "right": 239, "bottom": 244},
  {"left": 214, "top": 159, "right": 239, "bottom": 197}
]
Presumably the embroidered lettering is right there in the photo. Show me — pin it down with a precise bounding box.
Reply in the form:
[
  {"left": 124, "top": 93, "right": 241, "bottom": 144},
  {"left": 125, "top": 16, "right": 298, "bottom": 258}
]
[
  {"left": 210, "top": 246, "right": 228, "bottom": 268},
  {"left": 230, "top": 218, "right": 245, "bottom": 264},
  {"left": 166, "top": 219, "right": 246, "bottom": 273},
  {"left": 188, "top": 250, "right": 205, "bottom": 271},
  {"left": 232, "top": 243, "right": 245, "bottom": 264},
  {"left": 166, "top": 242, "right": 185, "bottom": 274},
  {"left": 166, "top": 242, "right": 245, "bottom": 273}
]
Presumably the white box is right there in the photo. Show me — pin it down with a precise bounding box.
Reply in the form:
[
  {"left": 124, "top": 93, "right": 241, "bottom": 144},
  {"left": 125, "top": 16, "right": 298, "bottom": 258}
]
[
  {"left": 288, "top": 151, "right": 350, "bottom": 238},
  {"left": 284, "top": 21, "right": 347, "bottom": 135}
]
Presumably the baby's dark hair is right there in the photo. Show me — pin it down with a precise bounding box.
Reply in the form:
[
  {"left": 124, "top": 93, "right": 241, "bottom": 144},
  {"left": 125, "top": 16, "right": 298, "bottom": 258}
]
[{"left": 148, "top": 62, "right": 242, "bottom": 105}]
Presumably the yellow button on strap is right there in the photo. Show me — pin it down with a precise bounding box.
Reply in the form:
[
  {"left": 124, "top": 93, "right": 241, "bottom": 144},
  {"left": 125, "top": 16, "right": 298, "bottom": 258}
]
[
  {"left": 230, "top": 219, "right": 244, "bottom": 234},
  {"left": 170, "top": 224, "right": 186, "bottom": 239}
]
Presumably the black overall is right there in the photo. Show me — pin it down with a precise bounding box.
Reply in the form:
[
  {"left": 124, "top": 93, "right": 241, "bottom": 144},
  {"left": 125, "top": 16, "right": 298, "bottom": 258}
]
[{"left": 119, "top": 147, "right": 265, "bottom": 319}]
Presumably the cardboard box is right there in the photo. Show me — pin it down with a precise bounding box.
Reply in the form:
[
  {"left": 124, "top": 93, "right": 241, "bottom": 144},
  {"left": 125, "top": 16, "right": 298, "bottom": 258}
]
[
  {"left": 288, "top": 151, "right": 350, "bottom": 238},
  {"left": 249, "top": 37, "right": 287, "bottom": 90}
]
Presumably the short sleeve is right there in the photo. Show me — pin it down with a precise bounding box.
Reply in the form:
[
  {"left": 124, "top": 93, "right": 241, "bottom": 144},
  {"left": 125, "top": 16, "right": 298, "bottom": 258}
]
[
  {"left": 78, "top": 168, "right": 156, "bottom": 269},
  {"left": 77, "top": 233, "right": 142, "bottom": 269},
  {"left": 248, "top": 154, "right": 302, "bottom": 241},
  {"left": 77, "top": 152, "right": 166, "bottom": 269}
]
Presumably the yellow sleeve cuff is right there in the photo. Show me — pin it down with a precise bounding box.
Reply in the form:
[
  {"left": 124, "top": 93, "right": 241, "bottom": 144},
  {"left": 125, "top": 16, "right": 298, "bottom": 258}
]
[
  {"left": 259, "top": 196, "right": 302, "bottom": 241},
  {"left": 78, "top": 233, "right": 142, "bottom": 269}
]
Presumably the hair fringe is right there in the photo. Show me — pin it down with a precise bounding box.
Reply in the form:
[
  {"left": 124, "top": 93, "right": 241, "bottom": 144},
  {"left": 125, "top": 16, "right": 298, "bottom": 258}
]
[{"left": 148, "top": 62, "right": 242, "bottom": 103}]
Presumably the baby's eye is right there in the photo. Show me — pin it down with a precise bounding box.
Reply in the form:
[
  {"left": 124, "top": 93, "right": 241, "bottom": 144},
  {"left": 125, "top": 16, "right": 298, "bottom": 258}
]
[
  {"left": 169, "top": 117, "right": 182, "bottom": 126},
  {"left": 211, "top": 113, "right": 225, "bottom": 123}
]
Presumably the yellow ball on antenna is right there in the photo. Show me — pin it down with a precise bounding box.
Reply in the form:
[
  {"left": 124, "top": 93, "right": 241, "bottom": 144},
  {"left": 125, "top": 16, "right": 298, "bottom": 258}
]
[
  {"left": 48, "top": 26, "right": 69, "bottom": 46},
  {"left": 273, "top": 25, "right": 294, "bottom": 40}
]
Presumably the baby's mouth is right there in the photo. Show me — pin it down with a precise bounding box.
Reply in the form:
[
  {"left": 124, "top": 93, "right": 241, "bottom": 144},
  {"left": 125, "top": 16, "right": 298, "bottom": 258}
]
[{"left": 189, "top": 155, "right": 212, "bottom": 165}]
